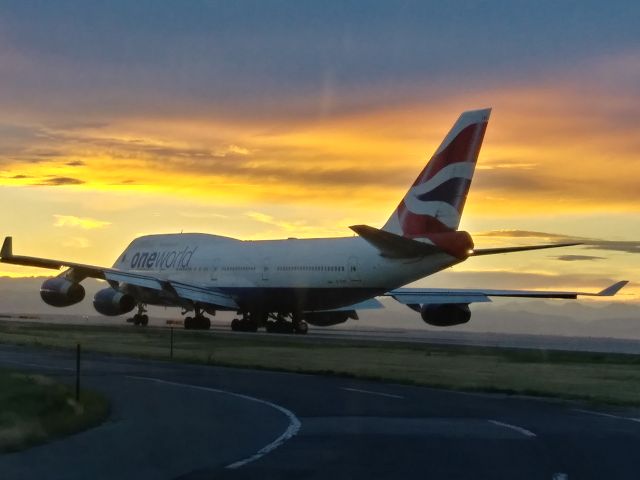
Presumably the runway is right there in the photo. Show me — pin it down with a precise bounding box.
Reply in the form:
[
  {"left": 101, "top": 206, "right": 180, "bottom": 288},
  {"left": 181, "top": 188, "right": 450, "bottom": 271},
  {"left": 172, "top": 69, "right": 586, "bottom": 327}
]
[{"left": 1, "top": 344, "right": 640, "bottom": 479}]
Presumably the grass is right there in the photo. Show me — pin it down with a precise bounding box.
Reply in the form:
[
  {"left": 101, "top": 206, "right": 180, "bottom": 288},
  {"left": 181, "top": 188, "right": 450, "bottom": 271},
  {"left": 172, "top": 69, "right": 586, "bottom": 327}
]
[
  {"left": 0, "top": 368, "right": 109, "bottom": 452},
  {"left": 2, "top": 320, "right": 640, "bottom": 406}
]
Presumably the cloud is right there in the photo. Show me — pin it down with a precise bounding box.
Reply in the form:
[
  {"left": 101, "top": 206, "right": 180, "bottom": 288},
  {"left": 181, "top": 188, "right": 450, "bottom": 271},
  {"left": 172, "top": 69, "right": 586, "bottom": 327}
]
[
  {"left": 241, "top": 211, "right": 351, "bottom": 238},
  {"left": 0, "top": 4, "right": 639, "bottom": 220},
  {"left": 583, "top": 241, "right": 640, "bottom": 255},
  {"left": 554, "top": 255, "right": 605, "bottom": 262},
  {"left": 178, "top": 211, "right": 228, "bottom": 219},
  {"left": 245, "top": 211, "right": 307, "bottom": 233},
  {"left": 53, "top": 215, "right": 111, "bottom": 230},
  {"left": 34, "top": 176, "right": 84, "bottom": 186},
  {"left": 476, "top": 230, "right": 640, "bottom": 254},
  {"left": 477, "top": 230, "right": 569, "bottom": 239},
  {"left": 61, "top": 237, "right": 91, "bottom": 248}
]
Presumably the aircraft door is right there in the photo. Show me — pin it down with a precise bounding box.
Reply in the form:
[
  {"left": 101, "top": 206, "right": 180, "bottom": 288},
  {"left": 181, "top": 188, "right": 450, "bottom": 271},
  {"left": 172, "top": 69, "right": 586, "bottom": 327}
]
[
  {"left": 262, "top": 257, "right": 270, "bottom": 282},
  {"left": 348, "top": 256, "right": 360, "bottom": 282},
  {"left": 210, "top": 258, "right": 220, "bottom": 282}
]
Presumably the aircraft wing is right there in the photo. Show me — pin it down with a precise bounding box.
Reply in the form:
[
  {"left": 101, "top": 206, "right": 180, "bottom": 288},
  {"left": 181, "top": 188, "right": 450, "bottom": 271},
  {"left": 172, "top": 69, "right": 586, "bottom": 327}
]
[
  {"left": 309, "top": 298, "right": 385, "bottom": 313},
  {"left": 0, "top": 236, "right": 110, "bottom": 279},
  {"left": 0, "top": 236, "right": 238, "bottom": 310},
  {"left": 471, "top": 243, "right": 582, "bottom": 256},
  {"left": 387, "top": 281, "right": 629, "bottom": 306}
]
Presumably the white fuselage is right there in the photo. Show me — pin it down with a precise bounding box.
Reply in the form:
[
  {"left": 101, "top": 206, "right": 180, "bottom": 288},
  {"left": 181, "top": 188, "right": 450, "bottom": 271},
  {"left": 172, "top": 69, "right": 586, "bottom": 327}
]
[{"left": 115, "top": 233, "right": 461, "bottom": 312}]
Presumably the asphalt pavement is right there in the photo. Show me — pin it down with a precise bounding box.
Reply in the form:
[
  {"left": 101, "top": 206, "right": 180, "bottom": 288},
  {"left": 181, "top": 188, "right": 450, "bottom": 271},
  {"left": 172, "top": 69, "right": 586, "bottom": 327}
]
[{"left": 1, "top": 343, "right": 640, "bottom": 479}]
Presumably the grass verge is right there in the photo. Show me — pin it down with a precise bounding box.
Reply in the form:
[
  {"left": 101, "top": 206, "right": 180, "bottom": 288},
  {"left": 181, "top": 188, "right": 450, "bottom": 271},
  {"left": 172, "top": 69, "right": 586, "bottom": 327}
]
[
  {"left": 0, "top": 368, "right": 109, "bottom": 452},
  {"left": 2, "top": 320, "right": 640, "bottom": 406}
]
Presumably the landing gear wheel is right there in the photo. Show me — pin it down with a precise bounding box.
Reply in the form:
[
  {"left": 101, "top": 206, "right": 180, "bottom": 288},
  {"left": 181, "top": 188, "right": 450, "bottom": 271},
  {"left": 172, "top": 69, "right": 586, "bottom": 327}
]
[
  {"left": 130, "top": 303, "right": 149, "bottom": 327},
  {"left": 246, "top": 320, "right": 258, "bottom": 332},
  {"left": 266, "top": 320, "right": 294, "bottom": 334},
  {"left": 183, "top": 304, "right": 210, "bottom": 330},
  {"left": 294, "top": 320, "right": 308, "bottom": 335},
  {"left": 230, "top": 318, "right": 258, "bottom": 332},
  {"left": 197, "top": 316, "right": 211, "bottom": 330}
]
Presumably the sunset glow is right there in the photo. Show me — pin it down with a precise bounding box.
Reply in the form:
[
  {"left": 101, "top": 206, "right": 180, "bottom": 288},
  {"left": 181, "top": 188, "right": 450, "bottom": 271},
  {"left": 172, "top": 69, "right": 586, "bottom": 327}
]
[{"left": 0, "top": 2, "right": 637, "bottom": 303}]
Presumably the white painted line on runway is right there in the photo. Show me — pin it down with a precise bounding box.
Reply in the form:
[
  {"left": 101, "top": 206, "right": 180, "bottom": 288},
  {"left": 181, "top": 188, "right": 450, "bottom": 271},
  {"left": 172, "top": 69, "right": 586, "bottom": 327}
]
[
  {"left": 342, "top": 387, "right": 404, "bottom": 399},
  {"left": 488, "top": 419, "right": 536, "bottom": 437},
  {"left": 0, "top": 358, "right": 74, "bottom": 372},
  {"left": 572, "top": 408, "right": 640, "bottom": 423},
  {"left": 126, "top": 375, "right": 301, "bottom": 469}
]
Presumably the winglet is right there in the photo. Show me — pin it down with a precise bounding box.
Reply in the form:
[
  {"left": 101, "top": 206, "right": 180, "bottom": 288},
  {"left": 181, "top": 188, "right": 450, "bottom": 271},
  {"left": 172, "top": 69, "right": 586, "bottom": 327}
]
[
  {"left": 1, "top": 237, "right": 12, "bottom": 259},
  {"left": 597, "top": 280, "right": 629, "bottom": 297}
]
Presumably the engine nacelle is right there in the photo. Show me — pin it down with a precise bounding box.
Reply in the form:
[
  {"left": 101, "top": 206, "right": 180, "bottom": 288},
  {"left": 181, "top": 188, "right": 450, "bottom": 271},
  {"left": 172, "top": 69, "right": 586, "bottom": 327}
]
[
  {"left": 420, "top": 303, "right": 471, "bottom": 327},
  {"left": 40, "top": 278, "right": 85, "bottom": 307},
  {"left": 304, "top": 310, "right": 357, "bottom": 327},
  {"left": 93, "top": 288, "right": 136, "bottom": 316}
]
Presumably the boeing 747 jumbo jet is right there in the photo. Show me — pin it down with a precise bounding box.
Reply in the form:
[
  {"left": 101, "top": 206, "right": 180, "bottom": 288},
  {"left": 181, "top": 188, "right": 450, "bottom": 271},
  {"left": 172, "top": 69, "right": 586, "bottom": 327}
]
[{"left": 1, "top": 109, "right": 628, "bottom": 333}]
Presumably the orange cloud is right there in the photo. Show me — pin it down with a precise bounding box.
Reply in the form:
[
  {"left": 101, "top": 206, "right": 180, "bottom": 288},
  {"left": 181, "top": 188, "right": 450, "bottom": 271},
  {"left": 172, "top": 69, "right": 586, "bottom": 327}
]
[
  {"left": 53, "top": 215, "right": 111, "bottom": 230},
  {"left": 1, "top": 70, "right": 639, "bottom": 221}
]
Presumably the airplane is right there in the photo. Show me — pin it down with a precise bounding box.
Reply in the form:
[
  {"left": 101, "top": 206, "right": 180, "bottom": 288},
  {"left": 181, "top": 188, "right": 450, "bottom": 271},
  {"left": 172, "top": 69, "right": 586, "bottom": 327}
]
[{"left": 0, "top": 108, "right": 628, "bottom": 334}]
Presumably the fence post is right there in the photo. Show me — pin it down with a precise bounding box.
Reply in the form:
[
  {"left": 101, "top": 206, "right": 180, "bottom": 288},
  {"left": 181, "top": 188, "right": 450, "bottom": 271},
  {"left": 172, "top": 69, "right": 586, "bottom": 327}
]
[{"left": 75, "top": 343, "right": 81, "bottom": 402}]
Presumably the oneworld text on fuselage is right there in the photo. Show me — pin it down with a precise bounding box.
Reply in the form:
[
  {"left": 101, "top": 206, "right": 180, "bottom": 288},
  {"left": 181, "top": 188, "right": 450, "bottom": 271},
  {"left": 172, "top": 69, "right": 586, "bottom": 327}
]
[{"left": 130, "top": 246, "right": 198, "bottom": 271}]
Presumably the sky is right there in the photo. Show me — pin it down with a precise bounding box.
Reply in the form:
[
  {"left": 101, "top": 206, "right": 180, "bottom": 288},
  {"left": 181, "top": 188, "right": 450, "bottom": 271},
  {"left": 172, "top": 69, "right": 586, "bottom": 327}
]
[{"left": 0, "top": 1, "right": 638, "bottom": 315}]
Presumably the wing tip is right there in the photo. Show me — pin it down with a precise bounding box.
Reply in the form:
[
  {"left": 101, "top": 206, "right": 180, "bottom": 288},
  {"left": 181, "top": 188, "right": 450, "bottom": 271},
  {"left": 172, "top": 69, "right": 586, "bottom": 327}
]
[
  {"left": 1, "top": 236, "right": 12, "bottom": 259},
  {"left": 597, "top": 280, "right": 629, "bottom": 297}
]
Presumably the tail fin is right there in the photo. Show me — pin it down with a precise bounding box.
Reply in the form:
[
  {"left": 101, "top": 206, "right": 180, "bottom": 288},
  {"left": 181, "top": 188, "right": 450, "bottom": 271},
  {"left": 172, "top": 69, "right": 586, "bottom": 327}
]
[{"left": 383, "top": 108, "right": 491, "bottom": 237}]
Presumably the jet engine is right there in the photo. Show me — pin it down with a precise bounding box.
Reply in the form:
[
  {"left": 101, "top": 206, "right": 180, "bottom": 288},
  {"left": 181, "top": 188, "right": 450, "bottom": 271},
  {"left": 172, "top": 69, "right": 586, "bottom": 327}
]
[
  {"left": 93, "top": 287, "right": 136, "bottom": 316},
  {"left": 304, "top": 310, "right": 358, "bottom": 327},
  {"left": 40, "top": 278, "right": 85, "bottom": 307},
  {"left": 420, "top": 303, "right": 471, "bottom": 327}
]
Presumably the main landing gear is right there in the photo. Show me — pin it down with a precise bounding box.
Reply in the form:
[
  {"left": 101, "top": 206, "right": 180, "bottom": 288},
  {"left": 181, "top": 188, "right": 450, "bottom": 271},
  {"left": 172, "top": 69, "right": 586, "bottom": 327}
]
[
  {"left": 183, "top": 305, "right": 211, "bottom": 330},
  {"left": 231, "top": 312, "right": 260, "bottom": 332},
  {"left": 265, "top": 315, "right": 308, "bottom": 334},
  {"left": 231, "top": 312, "right": 308, "bottom": 334},
  {"left": 127, "top": 303, "right": 149, "bottom": 326}
]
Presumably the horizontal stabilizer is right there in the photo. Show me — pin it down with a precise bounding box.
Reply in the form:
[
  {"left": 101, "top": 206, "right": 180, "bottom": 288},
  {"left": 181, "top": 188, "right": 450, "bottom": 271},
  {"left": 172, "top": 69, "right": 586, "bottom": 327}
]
[
  {"left": 349, "top": 225, "right": 442, "bottom": 258},
  {"left": 472, "top": 242, "right": 581, "bottom": 256}
]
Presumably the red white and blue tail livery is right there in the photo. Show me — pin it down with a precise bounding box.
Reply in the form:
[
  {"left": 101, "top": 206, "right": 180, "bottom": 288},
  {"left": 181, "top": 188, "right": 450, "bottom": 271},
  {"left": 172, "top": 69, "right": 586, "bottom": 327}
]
[
  {"left": 383, "top": 108, "right": 490, "bottom": 237},
  {"left": 0, "top": 109, "right": 627, "bottom": 332}
]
